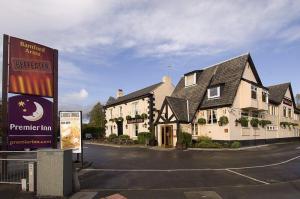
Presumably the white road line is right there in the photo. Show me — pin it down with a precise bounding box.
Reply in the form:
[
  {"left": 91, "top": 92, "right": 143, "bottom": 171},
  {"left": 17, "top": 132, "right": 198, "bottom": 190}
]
[
  {"left": 226, "top": 169, "right": 269, "bottom": 185},
  {"left": 82, "top": 155, "right": 300, "bottom": 172}
]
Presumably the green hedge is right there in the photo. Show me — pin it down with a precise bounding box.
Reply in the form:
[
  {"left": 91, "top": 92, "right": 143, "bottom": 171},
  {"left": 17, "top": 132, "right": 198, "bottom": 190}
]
[
  {"left": 82, "top": 125, "right": 105, "bottom": 139},
  {"left": 137, "top": 132, "right": 153, "bottom": 144},
  {"left": 108, "top": 134, "right": 118, "bottom": 142},
  {"left": 177, "top": 132, "right": 192, "bottom": 147}
]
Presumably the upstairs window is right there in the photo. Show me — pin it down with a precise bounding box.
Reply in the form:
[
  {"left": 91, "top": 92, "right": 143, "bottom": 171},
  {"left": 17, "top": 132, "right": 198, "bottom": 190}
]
[
  {"left": 208, "top": 86, "right": 220, "bottom": 99},
  {"left": 185, "top": 73, "right": 196, "bottom": 87},
  {"left": 110, "top": 109, "right": 113, "bottom": 119},
  {"left": 132, "top": 102, "right": 139, "bottom": 116},
  {"left": 283, "top": 106, "right": 287, "bottom": 117},
  {"left": 288, "top": 108, "right": 292, "bottom": 118},
  {"left": 251, "top": 85, "right": 257, "bottom": 99},
  {"left": 262, "top": 90, "right": 268, "bottom": 102},
  {"left": 119, "top": 106, "right": 123, "bottom": 117}
]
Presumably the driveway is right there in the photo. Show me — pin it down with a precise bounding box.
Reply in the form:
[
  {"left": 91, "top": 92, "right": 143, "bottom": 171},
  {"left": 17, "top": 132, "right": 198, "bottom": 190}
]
[{"left": 78, "top": 142, "right": 300, "bottom": 199}]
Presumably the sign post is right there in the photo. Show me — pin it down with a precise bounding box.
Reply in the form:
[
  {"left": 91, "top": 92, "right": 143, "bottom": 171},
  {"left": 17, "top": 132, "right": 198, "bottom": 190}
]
[
  {"left": 59, "top": 111, "right": 83, "bottom": 166},
  {"left": 1, "top": 34, "right": 58, "bottom": 151}
]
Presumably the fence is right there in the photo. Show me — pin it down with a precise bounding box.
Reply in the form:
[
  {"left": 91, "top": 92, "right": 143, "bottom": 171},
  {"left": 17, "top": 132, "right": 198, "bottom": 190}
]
[{"left": 0, "top": 151, "right": 37, "bottom": 191}]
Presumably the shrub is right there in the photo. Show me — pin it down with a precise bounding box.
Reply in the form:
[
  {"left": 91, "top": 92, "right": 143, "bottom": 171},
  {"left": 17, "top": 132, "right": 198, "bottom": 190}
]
[
  {"left": 238, "top": 117, "right": 249, "bottom": 127},
  {"left": 280, "top": 122, "right": 289, "bottom": 128},
  {"left": 218, "top": 116, "right": 229, "bottom": 126},
  {"left": 195, "top": 141, "right": 222, "bottom": 148},
  {"left": 138, "top": 132, "right": 153, "bottom": 144},
  {"left": 259, "top": 120, "right": 272, "bottom": 127},
  {"left": 82, "top": 125, "right": 105, "bottom": 139},
  {"left": 223, "top": 142, "right": 230, "bottom": 148},
  {"left": 197, "top": 135, "right": 212, "bottom": 142},
  {"left": 197, "top": 118, "right": 206, "bottom": 125},
  {"left": 250, "top": 118, "right": 259, "bottom": 128},
  {"left": 119, "top": 135, "right": 130, "bottom": 140},
  {"left": 141, "top": 113, "right": 148, "bottom": 119},
  {"left": 108, "top": 134, "right": 118, "bottom": 142},
  {"left": 177, "top": 131, "right": 192, "bottom": 147},
  {"left": 135, "top": 114, "right": 142, "bottom": 119},
  {"left": 231, "top": 141, "right": 241, "bottom": 148}
]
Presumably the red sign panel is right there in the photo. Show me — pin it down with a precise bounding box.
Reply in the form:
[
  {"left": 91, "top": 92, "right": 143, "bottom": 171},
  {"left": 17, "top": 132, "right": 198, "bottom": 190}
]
[{"left": 9, "top": 37, "right": 54, "bottom": 97}]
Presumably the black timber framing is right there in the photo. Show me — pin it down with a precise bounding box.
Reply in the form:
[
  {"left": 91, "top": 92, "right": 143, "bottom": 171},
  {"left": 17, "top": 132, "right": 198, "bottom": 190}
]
[
  {"left": 155, "top": 99, "right": 180, "bottom": 124},
  {"left": 147, "top": 94, "right": 155, "bottom": 132}
]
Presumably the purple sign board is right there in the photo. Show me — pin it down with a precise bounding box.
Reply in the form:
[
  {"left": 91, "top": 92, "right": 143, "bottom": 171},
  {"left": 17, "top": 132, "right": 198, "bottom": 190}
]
[{"left": 8, "top": 95, "right": 53, "bottom": 150}]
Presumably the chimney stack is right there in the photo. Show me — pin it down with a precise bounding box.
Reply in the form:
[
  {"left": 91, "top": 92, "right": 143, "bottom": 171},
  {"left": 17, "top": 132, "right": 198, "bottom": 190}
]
[
  {"left": 116, "top": 89, "right": 124, "bottom": 98},
  {"left": 162, "top": 76, "right": 171, "bottom": 84}
]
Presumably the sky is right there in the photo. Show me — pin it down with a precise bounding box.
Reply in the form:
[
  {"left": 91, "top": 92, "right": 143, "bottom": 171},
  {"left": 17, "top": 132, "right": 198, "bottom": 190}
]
[{"left": 0, "top": 0, "right": 300, "bottom": 115}]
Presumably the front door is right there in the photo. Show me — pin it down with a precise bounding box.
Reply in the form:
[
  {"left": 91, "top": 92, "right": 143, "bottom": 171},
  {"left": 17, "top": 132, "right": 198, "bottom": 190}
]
[
  {"left": 161, "top": 125, "right": 173, "bottom": 147},
  {"left": 117, "top": 121, "right": 123, "bottom": 136}
]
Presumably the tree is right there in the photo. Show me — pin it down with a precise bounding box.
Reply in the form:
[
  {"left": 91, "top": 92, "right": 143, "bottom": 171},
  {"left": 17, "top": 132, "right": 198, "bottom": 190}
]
[
  {"left": 88, "top": 102, "right": 105, "bottom": 128},
  {"left": 296, "top": 94, "right": 300, "bottom": 108}
]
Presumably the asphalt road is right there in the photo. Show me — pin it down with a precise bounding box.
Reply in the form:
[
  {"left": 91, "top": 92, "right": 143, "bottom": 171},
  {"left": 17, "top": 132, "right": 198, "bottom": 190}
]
[{"left": 78, "top": 142, "right": 300, "bottom": 199}]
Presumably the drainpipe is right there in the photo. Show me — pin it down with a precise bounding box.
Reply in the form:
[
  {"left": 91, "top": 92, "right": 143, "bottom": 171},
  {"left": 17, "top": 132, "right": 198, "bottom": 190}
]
[{"left": 187, "top": 100, "right": 190, "bottom": 122}]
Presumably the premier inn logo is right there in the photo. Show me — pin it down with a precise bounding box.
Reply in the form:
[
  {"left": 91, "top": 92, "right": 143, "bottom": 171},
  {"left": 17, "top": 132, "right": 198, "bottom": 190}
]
[
  {"left": 18, "top": 99, "right": 44, "bottom": 122},
  {"left": 9, "top": 98, "right": 52, "bottom": 132}
]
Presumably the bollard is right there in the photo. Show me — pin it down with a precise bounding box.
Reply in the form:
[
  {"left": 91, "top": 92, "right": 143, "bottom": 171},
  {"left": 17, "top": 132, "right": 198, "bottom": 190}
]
[
  {"left": 28, "top": 162, "right": 35, "bottom": 192},
  {"left": 21, "top": 178, "right": 27, "bottom": 191}
]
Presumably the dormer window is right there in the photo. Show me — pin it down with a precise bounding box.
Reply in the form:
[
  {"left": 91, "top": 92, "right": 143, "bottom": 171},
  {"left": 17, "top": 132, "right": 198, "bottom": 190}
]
[
  {"left": 208, "top": 86, "right": 220, "bottom": 99},
  {"left": 185, "top": 73, "right": 196, "bottom": 87}
]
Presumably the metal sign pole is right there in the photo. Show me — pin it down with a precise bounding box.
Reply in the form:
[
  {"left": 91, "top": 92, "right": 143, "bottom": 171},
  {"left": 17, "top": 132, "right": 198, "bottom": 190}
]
[
  {"left": 1, "top": 35, "right": 9, "bottom": 176},
  {"left": 52, "top": 49, "right": 58, "bottom": 149},
  {"left": 80, "top": 111, "right": 83, "bottom": 168}
]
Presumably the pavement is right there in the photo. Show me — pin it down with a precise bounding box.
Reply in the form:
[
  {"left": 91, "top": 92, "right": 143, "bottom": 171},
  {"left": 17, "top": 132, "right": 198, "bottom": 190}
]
[{"left": 2, "top": 141, "right": 300, "bottom": 198}]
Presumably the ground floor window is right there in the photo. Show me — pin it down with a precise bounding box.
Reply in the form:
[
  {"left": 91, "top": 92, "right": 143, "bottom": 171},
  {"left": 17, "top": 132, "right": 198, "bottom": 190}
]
[
  {"left": 267, "top": 125, "right": 278, "bottom": 131},
  {"left": 207, "top": 109, "right": 217, "bottom": 124},
  {"left": 191, "top": 123, "right": 198, "bottom": 135}
]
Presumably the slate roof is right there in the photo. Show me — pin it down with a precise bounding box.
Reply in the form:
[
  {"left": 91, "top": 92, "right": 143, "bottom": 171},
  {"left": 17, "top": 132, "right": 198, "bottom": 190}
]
[
  {"left": 106, "top": 96, "right": 116, "bottom": 105},
  {"left": 268, "top": 83, "right": 290, "bottom": 105},
  {"left": 164, "top": 53, "right": 260, "bottom": 123},
  {"left": 165, "top": 96, "right": 188, "bottom": 122},
  {"left": 105, "top": 82, "right": 163, "bottom": 107}
]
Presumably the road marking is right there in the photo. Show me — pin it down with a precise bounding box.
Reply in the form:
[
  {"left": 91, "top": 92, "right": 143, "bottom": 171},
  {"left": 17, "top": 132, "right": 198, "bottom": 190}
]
[
  {"left": 82, "top": 155, "right": 300, "bottom": 172},
  {"left": 226, "top": 169, "right": 269, "bottom": 185}
]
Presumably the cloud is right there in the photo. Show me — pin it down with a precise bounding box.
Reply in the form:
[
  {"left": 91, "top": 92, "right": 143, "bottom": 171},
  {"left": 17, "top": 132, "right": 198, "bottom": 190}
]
[
  {"left": 62, "top": 88, "right": 89, "bottom": 103},
  {"left": 0, "top": 0, "right": 300, "bottom": 57}
]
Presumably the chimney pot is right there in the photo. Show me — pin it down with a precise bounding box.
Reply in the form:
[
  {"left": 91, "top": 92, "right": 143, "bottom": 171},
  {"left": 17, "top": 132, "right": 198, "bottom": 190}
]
[
  {"left": 116, "top": 89, "right": 124, "bottom": 98},
  {"left": 162, "top": 76, "right": 171, "bottom": 84}
]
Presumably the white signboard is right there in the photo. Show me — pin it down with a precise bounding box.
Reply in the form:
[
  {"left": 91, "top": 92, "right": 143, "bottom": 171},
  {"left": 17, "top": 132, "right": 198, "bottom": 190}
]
[{"left": 60, "top": 111, "right": 82, "bottom": 153}]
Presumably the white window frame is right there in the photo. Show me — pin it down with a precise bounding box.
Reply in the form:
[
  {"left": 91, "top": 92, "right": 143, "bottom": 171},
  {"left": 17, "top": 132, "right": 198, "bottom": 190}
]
[
  {"left": 132, "top": 102, "right": 139, "bottom": 117},
  {"left": 208, "top": 86, "right": 220, "bottom": 99},
  {"left": 207, "top": 109, "right": 218, "bottom": 124},
  {"left": 185, "top": 73, "right": 196, "bottom": 87}
]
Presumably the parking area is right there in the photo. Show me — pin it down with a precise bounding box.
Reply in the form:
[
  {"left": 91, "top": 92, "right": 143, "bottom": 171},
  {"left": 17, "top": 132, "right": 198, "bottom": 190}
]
[{"left": 78, "top": 142, "right": 300, "bottom": 198}]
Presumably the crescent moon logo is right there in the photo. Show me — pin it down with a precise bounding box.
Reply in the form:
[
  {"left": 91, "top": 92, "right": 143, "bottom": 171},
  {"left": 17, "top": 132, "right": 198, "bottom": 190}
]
[{"left": 23, "top": 101, "right": 44, "bottom": 122}]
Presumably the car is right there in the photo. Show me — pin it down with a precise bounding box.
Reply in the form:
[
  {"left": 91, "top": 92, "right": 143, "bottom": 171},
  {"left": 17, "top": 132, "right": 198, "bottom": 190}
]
[{"left": 85, "top": 133, "right": 93, "bottom": 140}]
